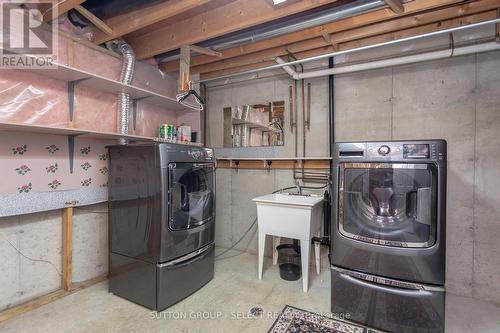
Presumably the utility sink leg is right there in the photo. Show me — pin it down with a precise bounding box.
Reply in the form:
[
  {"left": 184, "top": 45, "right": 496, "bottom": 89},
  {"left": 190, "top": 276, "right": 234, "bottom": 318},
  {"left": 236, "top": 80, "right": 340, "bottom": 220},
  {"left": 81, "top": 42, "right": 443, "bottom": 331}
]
[
  {"left": 258, "top": 232, "right": 266, "bottom": 280},
  {"left": 273, "top": 237, "right": 280, "bottom": 265},
  {"left": 315, "top": 240, "right": 321, "bottom": 275},
  {"left": 300, "top": 239, "right": 310, "bottom": 292}
]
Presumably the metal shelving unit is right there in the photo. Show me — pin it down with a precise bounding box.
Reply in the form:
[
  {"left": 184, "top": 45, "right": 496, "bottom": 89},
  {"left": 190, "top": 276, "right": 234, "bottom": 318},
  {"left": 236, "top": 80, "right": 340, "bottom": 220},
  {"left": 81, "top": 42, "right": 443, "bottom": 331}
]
[{"left": 231, "top": 118, "right": 279, "bottom": 132}]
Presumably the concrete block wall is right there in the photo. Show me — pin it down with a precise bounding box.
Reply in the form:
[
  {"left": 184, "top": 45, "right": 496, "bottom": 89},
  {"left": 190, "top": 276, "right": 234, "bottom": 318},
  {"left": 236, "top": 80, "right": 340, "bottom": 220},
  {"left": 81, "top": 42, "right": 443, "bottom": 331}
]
[
  {"left": 0, "top": 203, "right": 108, "bottom": 311},
  {"left": 72, "top": 203, "right": 108, "bottom": 283},
  {"left": 207, "top": 50, "right": 500, "bottom": 304}
]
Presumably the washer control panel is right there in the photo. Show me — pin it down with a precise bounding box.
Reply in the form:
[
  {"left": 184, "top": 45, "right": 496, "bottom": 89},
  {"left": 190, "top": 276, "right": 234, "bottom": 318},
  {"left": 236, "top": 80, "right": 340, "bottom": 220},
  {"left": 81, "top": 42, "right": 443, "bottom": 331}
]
[
  {"left": 377, "top": 145, "right": 391, "bottom": 156},
  {"left": 364, "top": 141, "right": 445, "bottom": 162}
]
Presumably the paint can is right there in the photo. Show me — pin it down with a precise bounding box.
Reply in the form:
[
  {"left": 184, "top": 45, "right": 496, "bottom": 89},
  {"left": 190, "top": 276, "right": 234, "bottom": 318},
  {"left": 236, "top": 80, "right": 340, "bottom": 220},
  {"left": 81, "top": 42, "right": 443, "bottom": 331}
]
[
  {"left": 166, "top": 124, "right": 175, "bottom": 140},
  {"left": 159, "top": 124, "right": 168, "bottom": 139}
]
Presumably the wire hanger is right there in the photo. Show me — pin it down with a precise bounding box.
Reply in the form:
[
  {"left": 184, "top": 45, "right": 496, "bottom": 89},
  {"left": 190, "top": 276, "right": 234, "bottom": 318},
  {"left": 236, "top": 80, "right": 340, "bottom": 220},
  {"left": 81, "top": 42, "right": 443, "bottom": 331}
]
[{"left": 176, "top": 81, "right": 205, "bottom": 111}]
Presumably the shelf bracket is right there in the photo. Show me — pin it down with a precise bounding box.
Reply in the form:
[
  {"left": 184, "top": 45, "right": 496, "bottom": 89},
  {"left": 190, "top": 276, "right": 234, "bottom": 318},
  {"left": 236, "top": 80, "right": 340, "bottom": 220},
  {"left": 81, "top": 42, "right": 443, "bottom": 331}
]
[
  {"left": 265, "top": 159, "right": 272, "bottom": 172},
  {"left": 132, "top": 97, "right": 148, "bottom": 131},
  {"left": 230, "top": 159, "right": 240, "bottom": 172},
  {"left": 67, "top": 78, "right": 91, "bottom": 126},
  {"left": 67, "top": 135, "right": 76, "bottom": 174}
]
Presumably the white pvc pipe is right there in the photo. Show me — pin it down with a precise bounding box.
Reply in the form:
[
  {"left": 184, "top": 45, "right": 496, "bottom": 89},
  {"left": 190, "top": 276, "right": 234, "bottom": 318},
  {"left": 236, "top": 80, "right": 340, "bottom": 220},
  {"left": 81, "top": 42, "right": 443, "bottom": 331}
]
[
  {"left": 275, "top": 57, "right": 300, "bottom": 80},
  {"left": 198, "top": 18, "right": 500, "bottom": 83},
  {"left": 292, "top": 42, "right": 500, "bottom": 80}
]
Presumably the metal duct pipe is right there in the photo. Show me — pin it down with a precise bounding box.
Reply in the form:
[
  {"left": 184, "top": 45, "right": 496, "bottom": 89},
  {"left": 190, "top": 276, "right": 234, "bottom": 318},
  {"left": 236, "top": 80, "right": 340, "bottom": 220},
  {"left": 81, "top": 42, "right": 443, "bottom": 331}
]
[
  {"left": 207, "top": 0, "right": 385, "bottom": 51},
  {"left": 156, "top": 0, "right": 386, "bottom": 63},
  {"left": 296, "top": 42, "right": 500, "bottom": 79},
  {"left": 110, "top": 41, "right": 135, "bottom": 144},
  {"left": 197, "top": 18, "right": 500, "bottom": 83}
]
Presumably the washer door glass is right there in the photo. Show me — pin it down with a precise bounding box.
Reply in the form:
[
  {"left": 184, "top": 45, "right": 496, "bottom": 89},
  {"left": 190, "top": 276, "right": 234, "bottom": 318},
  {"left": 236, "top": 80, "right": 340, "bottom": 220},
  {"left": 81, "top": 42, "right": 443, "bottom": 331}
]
[
  {"left": 169, "top": 163, "right": 215, "bottom": 230},
  {"left": 339, "top": 163, "right": 437, "bottom": 247}
]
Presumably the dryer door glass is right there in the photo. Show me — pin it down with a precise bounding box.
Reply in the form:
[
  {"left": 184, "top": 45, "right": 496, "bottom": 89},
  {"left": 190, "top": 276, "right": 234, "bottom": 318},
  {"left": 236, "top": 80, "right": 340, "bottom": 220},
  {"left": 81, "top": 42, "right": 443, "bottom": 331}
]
[
  {"left": 169, "top": 163, "right": 215, "bottom": 230},
  {"left": 339, "top": 163, "right": 437, "bottom": 247}
]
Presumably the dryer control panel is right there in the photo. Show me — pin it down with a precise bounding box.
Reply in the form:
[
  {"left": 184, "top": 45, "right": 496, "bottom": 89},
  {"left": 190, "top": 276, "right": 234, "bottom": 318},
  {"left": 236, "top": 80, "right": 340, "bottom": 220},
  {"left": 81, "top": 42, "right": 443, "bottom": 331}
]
[{"left": 336, "top": 140, "right": 446, "bottom": 164}]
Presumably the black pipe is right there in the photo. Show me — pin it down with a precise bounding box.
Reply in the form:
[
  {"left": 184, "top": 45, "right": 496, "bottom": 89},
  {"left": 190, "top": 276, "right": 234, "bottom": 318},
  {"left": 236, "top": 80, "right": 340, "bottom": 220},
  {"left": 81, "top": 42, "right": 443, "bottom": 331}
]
[
  {"left": 312, "top": 190, "right": 331, "bottom": 246},
  {"left": 312, "top": 57, "right": 335, "bottom": 247},
  {"left": 328, "top": 56, "right": 335, "bottom": 156}
]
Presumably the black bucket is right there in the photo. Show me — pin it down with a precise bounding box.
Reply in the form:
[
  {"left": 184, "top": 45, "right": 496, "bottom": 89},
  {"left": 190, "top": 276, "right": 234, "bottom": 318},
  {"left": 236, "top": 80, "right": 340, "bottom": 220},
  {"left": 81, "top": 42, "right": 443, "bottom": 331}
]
[{"left": 276, "top": 244, "right": 301, "bottom": 281}]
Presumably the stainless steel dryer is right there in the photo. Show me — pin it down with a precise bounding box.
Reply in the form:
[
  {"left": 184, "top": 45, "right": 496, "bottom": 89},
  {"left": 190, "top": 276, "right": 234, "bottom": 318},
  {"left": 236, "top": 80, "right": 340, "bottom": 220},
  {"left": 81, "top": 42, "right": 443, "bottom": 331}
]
[
  {"left": 108, "top": 143, "right": 215, "bottom": 311},
  {"left": 331, "top": 140, "right": 446, "bottom": 333}
]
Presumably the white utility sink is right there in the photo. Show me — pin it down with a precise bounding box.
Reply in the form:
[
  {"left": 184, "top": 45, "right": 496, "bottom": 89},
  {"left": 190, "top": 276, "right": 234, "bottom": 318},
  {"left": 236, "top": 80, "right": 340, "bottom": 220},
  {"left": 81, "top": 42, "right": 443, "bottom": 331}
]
[
  {"left": 253, "top": 192, "right": 323, "bottom": 292},
  {"left": 259, "top": 193, "right": 323, "bottom": 206}
]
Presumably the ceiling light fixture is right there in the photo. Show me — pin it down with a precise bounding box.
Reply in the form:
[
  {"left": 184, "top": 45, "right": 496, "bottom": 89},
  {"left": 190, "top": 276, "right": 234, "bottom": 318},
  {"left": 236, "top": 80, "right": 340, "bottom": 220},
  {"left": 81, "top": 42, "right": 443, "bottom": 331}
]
[{"left": 272, "top": 0, "right": 288, "bottom": 5}]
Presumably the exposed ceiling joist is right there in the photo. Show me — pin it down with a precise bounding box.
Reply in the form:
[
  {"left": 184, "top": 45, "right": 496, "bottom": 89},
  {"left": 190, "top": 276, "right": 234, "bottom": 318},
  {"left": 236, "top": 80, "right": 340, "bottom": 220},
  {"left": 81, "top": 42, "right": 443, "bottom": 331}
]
[
  {"left": 200, "top": 9, "right": 497, "bottom": 80},
  {"left": 159, "top": 0, "right": 463, "bottom": 72},
  {"left": 189, "top": 45, "right": 222, "bottom": 57},
  {"left": 41, "top": 0, "right": 86, "bottom": 22},
  {"left": 75, "top": 5, "right": 113, "bottom": 35},
  {"left": 337, "top": 10, "right": 497, "bottom": 50},
  {"left": 322, "top": 32, "right": 333, "bottom": 44},
  {"left": 384, "top": 0, "right": 405, "bottom": 14},
  {"left": 128, "top": 0, "right": 340, "bottom": 59},
  {"left": 92, "top": 0, "right": 214, "bottom": 45}
]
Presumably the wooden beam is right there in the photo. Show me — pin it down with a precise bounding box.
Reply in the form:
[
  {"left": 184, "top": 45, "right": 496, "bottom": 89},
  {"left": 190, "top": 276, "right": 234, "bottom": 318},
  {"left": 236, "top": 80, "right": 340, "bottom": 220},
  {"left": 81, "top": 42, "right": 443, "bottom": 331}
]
[
  {"left": 216, "top": 159, "right": 330, "bottom": 169},
  {"left": 384, "top": 0, "right": 405, "bottom": 14},
  {"left": 75, "top": 5, "right": 113, "bottom": 35},
  {"left": 201, "top": 60, "right": 282, "bottom": 79},
  {"left": 62, "top": 207, "right": 73, "bottom": 291},
  {"left": 191, "top": 0, "right": 500, "bottom": 74},
  {"left": 0, "top": 290, "right": 66, "bottom": 322},
  {"left": 42, "top": 0, "right": 86, "bottom": 22},
  {"left": 0, "top": 274, "right": 107, "bottom": 322},
  {"left": 159, "top": 0, "right": 463, "bottom": 72},
  {"left": 92, "top": 0, "right": 214, "bottom": 45},
  {"left": 201, "top": 10, "right": 497, "bottom": 79},
  {"left": 337, "top": 10, "right": 498, "bottom": 50},
  {"left": 179, "top": 45, "right": 191, "bottom": 92},
  {"left": 189, "top": 45, "right": 222, "bottom": 58},
  {"left": 130, "top": 0, "right": 339, "bottom": 59},
  {"left": 322, "top": 32, "right": 332, "bottom": 44}
]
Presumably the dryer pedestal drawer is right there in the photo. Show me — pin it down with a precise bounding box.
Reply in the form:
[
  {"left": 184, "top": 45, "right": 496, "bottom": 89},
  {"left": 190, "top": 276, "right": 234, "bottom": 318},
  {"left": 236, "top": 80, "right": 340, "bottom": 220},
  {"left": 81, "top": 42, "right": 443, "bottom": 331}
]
[
  {"left": 331, "top": 266, "right": 444, "bottom": 333},
  {"left": 157, "top": 243, "right": 214, "bottom": 311}
]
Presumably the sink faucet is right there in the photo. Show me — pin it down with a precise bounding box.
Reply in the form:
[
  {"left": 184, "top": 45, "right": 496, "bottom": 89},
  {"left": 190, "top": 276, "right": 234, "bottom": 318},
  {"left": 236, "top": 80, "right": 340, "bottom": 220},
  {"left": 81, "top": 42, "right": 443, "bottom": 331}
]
[{"left": 296, "top": 183, "right": 302, "bottom": 194}]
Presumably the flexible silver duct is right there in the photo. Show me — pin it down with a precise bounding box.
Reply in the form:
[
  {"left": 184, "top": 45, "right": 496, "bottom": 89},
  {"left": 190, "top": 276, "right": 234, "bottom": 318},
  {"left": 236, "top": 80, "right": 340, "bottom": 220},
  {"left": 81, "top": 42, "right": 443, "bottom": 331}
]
[{"left": 111, "top": 41, "right": 136, "bottom": 144}]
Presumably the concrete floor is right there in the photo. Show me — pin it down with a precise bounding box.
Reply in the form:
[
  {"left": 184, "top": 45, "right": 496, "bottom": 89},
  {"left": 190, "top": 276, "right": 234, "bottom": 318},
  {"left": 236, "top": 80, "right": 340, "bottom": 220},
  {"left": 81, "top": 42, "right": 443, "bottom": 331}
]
[{"left": 1, "top": 249, "right": 499, "bottom": 333}]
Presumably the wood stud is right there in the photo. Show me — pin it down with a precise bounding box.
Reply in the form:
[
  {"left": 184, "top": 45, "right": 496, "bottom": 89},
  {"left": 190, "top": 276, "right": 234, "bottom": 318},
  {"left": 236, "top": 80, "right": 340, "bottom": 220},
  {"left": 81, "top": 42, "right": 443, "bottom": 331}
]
[
  {"left": 384, "top": 0, "right": 405, "bottom": 14},
  {"left": 62, "top": 207, "right": 73, "bottom": 291}
]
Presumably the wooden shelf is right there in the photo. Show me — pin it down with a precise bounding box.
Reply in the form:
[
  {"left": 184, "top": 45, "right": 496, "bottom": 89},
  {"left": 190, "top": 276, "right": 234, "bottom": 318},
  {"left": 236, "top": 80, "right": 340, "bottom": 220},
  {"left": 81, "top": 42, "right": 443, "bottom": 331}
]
[
  {"left": 0, "top": 121, "right": 202, "bottom": 146},
  {"left": 216, "top": 157, "right": 331, "bottom": 170},
  {"left": 217, "top": 157, "right": 332, "bottom": 161},
  {"left": 21, "top": 59, "right": 197, "bottom": 112}
]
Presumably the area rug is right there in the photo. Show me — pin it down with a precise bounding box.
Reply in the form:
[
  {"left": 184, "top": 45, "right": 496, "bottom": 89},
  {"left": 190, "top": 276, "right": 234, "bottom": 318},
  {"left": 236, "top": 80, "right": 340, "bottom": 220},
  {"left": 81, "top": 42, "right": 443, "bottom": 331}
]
[{"left": 268, "top": 305, "right": 369, "bottom": 333}]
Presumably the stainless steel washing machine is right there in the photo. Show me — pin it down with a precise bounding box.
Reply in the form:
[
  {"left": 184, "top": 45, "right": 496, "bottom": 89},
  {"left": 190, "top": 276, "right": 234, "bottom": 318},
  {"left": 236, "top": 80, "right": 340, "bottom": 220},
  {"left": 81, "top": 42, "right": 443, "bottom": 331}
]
[{"left": 331, "top": 140, "right": 446, "bottom": 333}]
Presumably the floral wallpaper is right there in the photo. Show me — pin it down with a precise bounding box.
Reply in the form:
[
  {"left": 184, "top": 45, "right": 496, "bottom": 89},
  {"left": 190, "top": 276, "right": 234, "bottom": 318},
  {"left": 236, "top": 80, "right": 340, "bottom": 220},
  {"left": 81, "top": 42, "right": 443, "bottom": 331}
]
[{"left": 0, "top": 132, "right": 111, "bottom": 194}]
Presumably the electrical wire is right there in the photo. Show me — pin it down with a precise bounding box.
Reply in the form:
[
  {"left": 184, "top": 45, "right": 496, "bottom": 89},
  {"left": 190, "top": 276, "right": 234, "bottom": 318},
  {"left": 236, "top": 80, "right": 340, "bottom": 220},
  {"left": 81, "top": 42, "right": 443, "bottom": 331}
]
[
  {"left": 1, "top": 235, "right": 62, "bottom": 277},
  {"left": 215, "top": 217, "right": 257, "bottom": 260}
]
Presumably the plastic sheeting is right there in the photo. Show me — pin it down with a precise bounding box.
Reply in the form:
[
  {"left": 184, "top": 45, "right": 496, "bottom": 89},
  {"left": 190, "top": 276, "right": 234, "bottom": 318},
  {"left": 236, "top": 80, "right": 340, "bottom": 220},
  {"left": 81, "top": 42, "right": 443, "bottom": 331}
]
[{"left": 0, "top": 23, "right": 186, "bottom": 133}]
